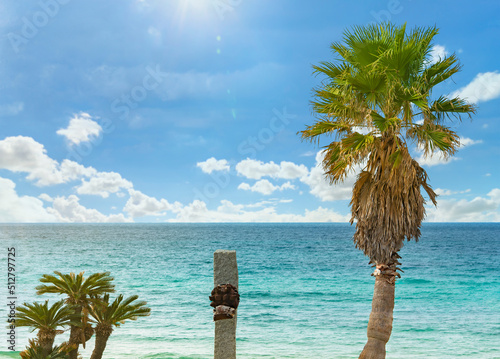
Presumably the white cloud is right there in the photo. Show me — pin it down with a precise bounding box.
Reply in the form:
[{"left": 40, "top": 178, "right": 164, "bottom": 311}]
[
  {"left": 124, "top": 189, "right": 181, "bottom": 217},
  {"left": 0, "top": 177, "right": 56, "bottom": 222},
  {"left": 0, "top": 136, "right": 59, "bottom": 185},
  {"left": 48, "top": 195, "right": 132, "bottom": 223},
  {"left": 245, "top": 198, "right": 293, "bottom": 208},
  {"left": 236, "top": 159, "right": 308, "bottom": 180},
  {"left": 435, "top": 188, "right": 471, "bottom": 196},
  {"left": 60, "top": 159, "right": 98, "bottom": 180},
  {"left": 426, "top": 188, "right": 500, "bottom": 222},
  {"left": 0, "top": 136, "right": 134, "bottom": 198},
  {"left": 38, "top": 193, "right": 54, "bottom": 202},
  {"left": 0, "top": 102, "right": 24, "bottom": 116},
  {"left": 429, "top": 45, "right": 448, "bottom": 65},
  {"left": 76, "top": 172, "right": 133, "bottom": 198},
  {"left": 57, "top": 113, "right": 103, "bottom": 146},
  {"left": 299, "top": 151, "right": 359, "bottom": 201},
  {"left": 352, "top": 126, "right": 371, "bottom": 135},
  {"left": 451, "top": 72, "right": 500, "bottom": 104},
  {"left": 416, "top": 152, "right": 459, "bottom": 167},
  {"left": 238, "top": 179, "right": 296, "bottom": 195},
  {"left": 168, "top": 199, "right": 350, "bottom": 223},
  {"left": 460, "top": 137, "right": 482, "bottom": 147},
  {"left": 197, "top": 157, "right": 230, "bottom": 174},
  {"left": 300, "top": 151, "right": 316, "bottom": 157},
  {"left": 0, "top": 136, "right": 97, "bottom": 186}
]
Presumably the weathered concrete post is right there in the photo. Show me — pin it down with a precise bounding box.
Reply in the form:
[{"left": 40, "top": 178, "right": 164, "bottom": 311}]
[{"left": 213, "top": 250, "right": 238, "bottom": 359}]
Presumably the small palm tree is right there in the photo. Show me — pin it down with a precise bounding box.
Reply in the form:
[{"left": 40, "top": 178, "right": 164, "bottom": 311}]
[
  {"left": 16, "top": 300, "right": 80, "bottom": 357},
  {"left": 301, "top": 23, "right": 475, "bottom": 358},
  {"left": 20, "top": 340, "right": 70, "bottom": 359},
  {"left": 88, "top": 294, "right": 151, "bottom": 359},
  {"left": 36, "top": 272, "right": 115, "bottom": 359}
]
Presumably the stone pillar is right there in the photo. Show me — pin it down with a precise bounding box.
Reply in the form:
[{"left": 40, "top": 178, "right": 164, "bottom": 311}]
[{"left": 214, "top": 250, "right": 238, "bottom": 359}]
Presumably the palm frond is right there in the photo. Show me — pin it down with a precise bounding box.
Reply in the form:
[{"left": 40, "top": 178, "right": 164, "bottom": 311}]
[
  {"left": 407, "top": 122, "right": 460, "bottom": 157},
  {"left": 429, "top": 95, "right": 477, "bottom": 121},
  {"left": 89, "top": 294, "right": 151, "bottom": 328},
  {"left": 15, "top": 300, "right": 80, "bottom": 332},
  {"left": 36, "top": 272, "right": 115, "bottom": 305}
]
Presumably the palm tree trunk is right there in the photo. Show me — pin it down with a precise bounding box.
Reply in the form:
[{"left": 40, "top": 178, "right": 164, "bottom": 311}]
[
  {"left": 68, "top": 305, "right": 83, "bottom": 359},
  {"left": 38, "top": 331, "right": 55, "bottom": 357},
  {"left": 90, "top": 325, "right": 113, "bottom": 359},
  {"left": 68, "top": 324, "right": 80, "bottom": 359},
  {"left": 358, "top": 272, "right": 395, "bottom": 359}
]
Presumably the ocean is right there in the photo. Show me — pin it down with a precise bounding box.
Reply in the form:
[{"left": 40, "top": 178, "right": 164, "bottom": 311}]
[{"left": 0, "top": 223, "right": 499, "bottom": 358}]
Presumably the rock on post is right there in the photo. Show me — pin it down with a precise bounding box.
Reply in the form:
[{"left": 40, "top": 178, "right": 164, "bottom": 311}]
[{"left": 213, "top": 250, "right": 238, "bottom": 359}]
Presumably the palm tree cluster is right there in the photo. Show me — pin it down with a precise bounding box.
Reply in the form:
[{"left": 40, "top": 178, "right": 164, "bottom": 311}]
[
  {"left": 301, "top": 23, "right": 474, "bottom": 358},
  {"left": 14, "top": 271, "right": 151, "bottom": 359}
]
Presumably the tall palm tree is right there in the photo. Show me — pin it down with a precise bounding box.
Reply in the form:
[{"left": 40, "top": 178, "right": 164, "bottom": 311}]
[
  {"left": 300, "top": 23, "right": 475, "bottom": 358},
  {"left": 35, "top": 272, "right": 115, "bottom": 359},
  {"left": 16, "top": 300, "right": 80, "bottom": 357},
  {"left": 88, "top": 294, "right": 151, "bottom": 359}
]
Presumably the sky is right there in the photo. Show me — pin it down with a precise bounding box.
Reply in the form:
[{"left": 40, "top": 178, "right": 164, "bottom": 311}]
[{"left": 0, "top": 0, "right": 499, "bottom": 223}]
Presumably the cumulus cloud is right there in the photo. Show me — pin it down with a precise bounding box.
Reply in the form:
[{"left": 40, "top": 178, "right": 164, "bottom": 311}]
[
  {"left": 300, "top": 151, "right": 316, "bottom": 157},
  {"left": 76, "top": 172, "right": 133, "bottom": 198},
  {"left": 0, "top": 177, "right": 56, "bottom": 222},
  {"left": 429, "top": 45, "right": 448, "bottom": 65},
  {"left": 426, "top": 188, "right": 500, "bottom": 222},
  {"left": 197, "top": 157, "right": 230, "bottom": 174},
  {"left": 168, "top": 199, "right": 350, "bottom": 223},
  {"left": 435, "top": 188, "right": 471, "bottom": 196},
  {"left": 0, "top": 136, "right": 97, "bottom": 186},
  {"left": 460, "top": 137, "right": 483, "bottom": 147},
  {"left": 124, "top": 189, "right": 181, "bottom": 217},
  {"left": 38, "top": 193, "right": 54, "bottom": 202},
  {"left": 236, "top": 159, "right": 308, "bottom": 180},
  {"left": 299, "top": 151, "right": 359, "bottom": 201},
  {"left": 48, "top": 195, "right": 132, "bottom": 223},
  {"left": 57, "top": 113, "right": 103, "bottom": 146},
  {"left": 451, "top": 72, "right": 500, "bottom": 104},
  {"left": 416, "top": 152, "right": 459, "bottom": 167},
  {"left": 0, "top": 135, "right": 134, "bottom": 198},
  {"left": 238, "top": 179, "right": 296, "bottom": 195},
  {"left": 245, "top": 199, "right": 293, "bottom": 208}
]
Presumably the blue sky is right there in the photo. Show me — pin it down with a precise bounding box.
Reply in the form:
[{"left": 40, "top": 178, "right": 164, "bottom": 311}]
[{"left": 0, "top": 0, "right": 499, "bottom": 222}]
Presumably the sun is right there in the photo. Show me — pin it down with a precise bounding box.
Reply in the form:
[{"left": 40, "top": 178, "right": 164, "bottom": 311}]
[{"left": 174, "top": 0, "right": 215, "bottom": 26}]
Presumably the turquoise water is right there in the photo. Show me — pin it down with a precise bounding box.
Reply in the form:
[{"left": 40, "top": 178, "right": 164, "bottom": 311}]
[{"left": 0, "top": 223, "right": 499, "bottom": 358}]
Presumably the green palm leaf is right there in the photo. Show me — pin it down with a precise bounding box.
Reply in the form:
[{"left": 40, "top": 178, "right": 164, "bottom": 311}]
[
  {"left": 16, "top": 300, "right": 80, "bottom": 332},
  {"left": 89, "top": 294, "right": 151, "bottom": 327},
  {"left": 20, "top": 342, "right": 70, "bottom": 359}
]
